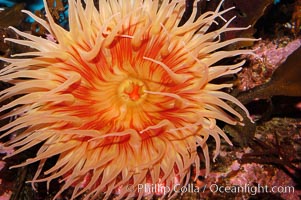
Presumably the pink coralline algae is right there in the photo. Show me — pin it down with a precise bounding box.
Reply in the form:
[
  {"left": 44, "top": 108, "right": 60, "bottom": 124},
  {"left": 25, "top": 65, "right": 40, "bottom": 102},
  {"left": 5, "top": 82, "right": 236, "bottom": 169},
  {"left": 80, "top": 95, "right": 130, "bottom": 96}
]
[
  {"left": 229, "top": 163, "right": 301, "bottom": 200},
  {"left": 0, "top": 161, "right": 11, "bottom": 200},
  {"left": 238, "top": 38, "right": 301, "bottom": 91}
]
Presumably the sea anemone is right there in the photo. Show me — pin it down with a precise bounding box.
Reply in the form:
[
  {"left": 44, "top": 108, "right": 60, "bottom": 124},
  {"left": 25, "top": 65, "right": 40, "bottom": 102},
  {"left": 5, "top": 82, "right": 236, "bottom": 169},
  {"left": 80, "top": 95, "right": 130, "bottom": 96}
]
[{"left": 0, "top": 0, "right": 256, "bottom": 199}]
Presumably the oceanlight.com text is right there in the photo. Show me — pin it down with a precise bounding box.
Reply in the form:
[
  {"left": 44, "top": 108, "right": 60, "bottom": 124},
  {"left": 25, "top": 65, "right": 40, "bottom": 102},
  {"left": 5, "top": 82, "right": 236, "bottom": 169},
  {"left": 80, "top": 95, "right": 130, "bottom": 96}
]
[{"left": 209, "top": 183, "right": 295, "bottom": 196}]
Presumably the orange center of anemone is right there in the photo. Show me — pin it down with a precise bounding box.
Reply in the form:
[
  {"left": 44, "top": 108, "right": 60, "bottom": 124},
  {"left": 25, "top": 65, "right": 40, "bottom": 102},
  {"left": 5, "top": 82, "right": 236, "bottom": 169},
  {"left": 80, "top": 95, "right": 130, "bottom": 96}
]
[{"left": 119, "top": 78, "right": 146, "bottom": 103}]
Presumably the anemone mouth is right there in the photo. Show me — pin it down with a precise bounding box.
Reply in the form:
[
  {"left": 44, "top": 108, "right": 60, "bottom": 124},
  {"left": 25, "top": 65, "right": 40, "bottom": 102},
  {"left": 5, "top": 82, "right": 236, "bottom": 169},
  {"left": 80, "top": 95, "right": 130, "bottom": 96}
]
[{"left": 118, "top": 78, "right": 147, "bottom": 103}]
